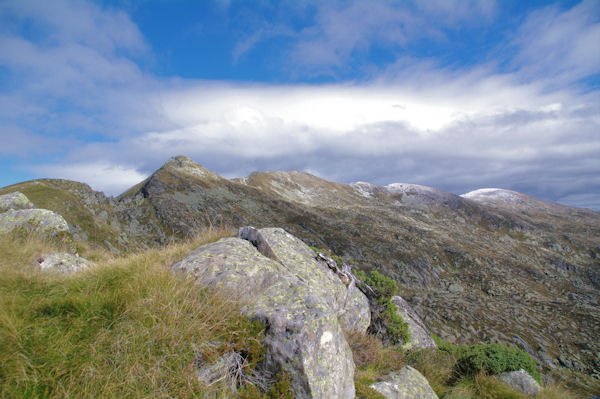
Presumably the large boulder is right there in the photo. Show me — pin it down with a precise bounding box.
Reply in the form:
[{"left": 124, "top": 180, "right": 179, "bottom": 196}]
[
  {"left": 35, "top": 253, "right": 92, "bottom": 273},
  {"left": 391, "top": 296, "right": 437, "bottom": 349},
  {"left": 496, "top": 369, "right": 541, "bottom": 396},
  {"left": 370, "top": 366, "right": 438, "bottom": 399},
  {"left": 0, "top": 191, "right": 35, "bottom": 212},
  {"left": 0, "top": 209, "right": 69, "bottom": 236},
  {"left": 238, "top": 226, "right": 370, "bottom": 333},
  {"left": 173, "top": 227, "right": 370, "bottom": 398}
]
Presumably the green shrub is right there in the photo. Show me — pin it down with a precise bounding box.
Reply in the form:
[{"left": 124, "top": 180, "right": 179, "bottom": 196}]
[
  {"left": 432, "top": 334, "right": 463, "bottom": 357},
  {"left": 355, "top": 270, "right": 398, "bottom": 297},
  {"left": 354, "top": 270, "right": 408, "bottom": 345},
  {"left": 379, "top": 297, "right": 410, "bottom": 344},
  {"left": 456, "top": 343, "right": 540, "bottom": 382}
]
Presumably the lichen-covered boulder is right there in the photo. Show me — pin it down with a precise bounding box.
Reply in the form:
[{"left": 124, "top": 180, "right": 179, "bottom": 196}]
[
  {"left": 238, "top": 226, "right": 370, "bottom": 333},
  {"left": 370, "top": 366, "right": 438, "bottom": 399},
  {"left": 36, "top": 253, "right": 92, "bottom": 273},
  {"left": 391, "top": 296, "right": 437, "bottom": 349},
  {"left": 173, "top": 227, "right": 362, "bottom": 399},
  {"left": 0, "top": 191, "right": 35, "bottom": 212},
  {"left": 496, "top": 369, "right": 541, "bottom": 396},
  {"left": 172, "top": 237, "right": 286, "bottom": 299},
  {"left": 0, "top": 209, "right": 69, "bottom": 236}
]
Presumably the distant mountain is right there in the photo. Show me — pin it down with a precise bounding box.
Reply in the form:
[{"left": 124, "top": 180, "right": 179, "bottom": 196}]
[{"left": 1, "top": 155, "right": 599, "bottom": 384}]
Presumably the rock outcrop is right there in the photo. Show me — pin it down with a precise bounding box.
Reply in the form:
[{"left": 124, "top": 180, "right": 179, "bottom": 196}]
[
  {"left": 35, "top": 253, "right": 92, "bottom": 273},
  {"left": 0, "top": 191, "right": 34, "bottom": 212},
  {"left": 496, "top": 369, "right": 541, "bottom": 396},
  {"left": 392, "top": 296, "right": 437, "bottom": 349},
  {"left": 0, "top": 208, "right": 69, "bottom": 236},
  {"left": 173, "top": 227, "right": 371, "bottom": 399},
  {"left": 370, "top": 365, "right": 438, "bottom": 399}
]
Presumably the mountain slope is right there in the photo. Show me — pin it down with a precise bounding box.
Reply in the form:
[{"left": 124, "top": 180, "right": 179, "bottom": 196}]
[{"left": 1, "top": 156, "right": 598, "bottom": 385}]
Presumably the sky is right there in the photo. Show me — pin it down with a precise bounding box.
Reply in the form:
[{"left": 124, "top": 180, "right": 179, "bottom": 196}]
[{"left": 0, "top": 0, "right": 599, "bottom": 210}]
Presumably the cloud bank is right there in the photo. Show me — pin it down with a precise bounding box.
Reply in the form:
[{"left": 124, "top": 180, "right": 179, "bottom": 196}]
[{"left": 0, "top": 0, "right": 599, "bottom": 210}]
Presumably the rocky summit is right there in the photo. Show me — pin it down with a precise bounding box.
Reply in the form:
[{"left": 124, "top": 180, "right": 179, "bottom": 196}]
[{"left": 1, "top": 155, "right": 599, "bottom": 392}]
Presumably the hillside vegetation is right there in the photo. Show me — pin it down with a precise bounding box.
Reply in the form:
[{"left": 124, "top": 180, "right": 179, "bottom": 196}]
[{"left": 0, "top": 228, "right": 294, "bottom": 398}]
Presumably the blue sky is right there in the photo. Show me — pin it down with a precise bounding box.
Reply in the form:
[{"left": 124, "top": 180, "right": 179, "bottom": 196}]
[{"left": 0, "top": 0, "right": 599, "bottom": 210}]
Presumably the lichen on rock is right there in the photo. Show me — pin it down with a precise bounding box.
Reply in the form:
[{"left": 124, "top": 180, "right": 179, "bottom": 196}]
[
  {"left": 370, "top": 365, "right": 438, "bottom": 399},
  {"left": 0, "top": 209, "right": 69, "bottom": 236},
  {"left": 0, "top": 191, "right": 35, "bottom": 212}
]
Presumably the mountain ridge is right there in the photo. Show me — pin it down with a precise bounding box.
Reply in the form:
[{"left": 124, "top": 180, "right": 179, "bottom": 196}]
[{"left": 1, "top": 155, "right": 598, "bottom": 386}]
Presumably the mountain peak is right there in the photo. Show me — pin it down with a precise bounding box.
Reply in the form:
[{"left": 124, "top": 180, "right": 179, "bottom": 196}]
[{"left": 161, "top": 155, "right": 220, "bottom": 180}]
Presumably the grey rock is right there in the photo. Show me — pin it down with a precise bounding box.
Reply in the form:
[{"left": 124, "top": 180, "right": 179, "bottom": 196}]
[
  {"left": 238, "top": 226, "right": 370, "bottom": 333},
  {"left": 0, "top": 209, "right": 69, "bottom": 236},
  {"left": 496, "top": 369, "right": 541, "bottom": 396},
  {"left": 391, "top": 296, "right": 437, "bottom": 349},
  {"left": 370, "top": 366, "right": 438, "bottom": 399},
  {"left": 36, "top": 253, "right": 92, "bottom": 273},
  {"left": 0, "top": 191, "right": 35, "bottom": 212},
  {"left": 173, "top": 227, "right": 363, "bottom": 399}
]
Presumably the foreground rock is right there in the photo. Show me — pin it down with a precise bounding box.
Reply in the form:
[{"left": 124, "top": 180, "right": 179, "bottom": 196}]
[
  {"left": 496, "top": 369, "right": 541, "bottom": 396},
  {"left": 173, "top": 227, "right": 370, "bottom": 398},
  {"left": 391, "top": 296, "right": 437, "bottom": 349},
  {"left": 36, "top": 253, "right": 92, "bottom": 273},
  {"left": 370, "top": 366, "right": 438, "bottom": 399},
  {"left": 0, "top": 209, "right": 69, "bottom": 236},
  {"left": 0, "top": 191, "right": 34, "bottom": 212},
  {"left": 237, "top": 226, "right": 370, "bottom": 333}
]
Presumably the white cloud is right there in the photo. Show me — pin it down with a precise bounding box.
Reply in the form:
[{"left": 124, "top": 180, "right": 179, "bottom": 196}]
[
  {"left": 35, "top": 162, "right": 148, "bottom": 197},
  {"left": 509, "top": 0, "right": 600, "bottom": 86},
  {"left": 1, "top": 0, "right": 599, "bottom": 209}
]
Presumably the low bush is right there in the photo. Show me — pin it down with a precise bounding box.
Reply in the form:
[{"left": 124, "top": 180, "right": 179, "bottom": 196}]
[
  {"left": 456, "top": 343, "right": 540, "bottom": 382},
  {"left": 355, "top": 270, "right": 409, "bottom": 345}
]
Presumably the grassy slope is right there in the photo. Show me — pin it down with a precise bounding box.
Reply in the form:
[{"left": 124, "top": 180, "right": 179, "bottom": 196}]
[
  {"left": 0, "top": 180, "right": 120, "bottom": 249},
  {"left": 0, "top": 227, "right": 287, "bottom": 399}
]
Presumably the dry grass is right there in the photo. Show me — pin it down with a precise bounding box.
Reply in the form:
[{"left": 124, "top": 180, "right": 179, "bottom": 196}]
[
  {"left": 444, "top": 373, "right": 527, "bottom": 399},
  {"left": 0, "top": 226, "right": 277, "bottom": 398},
  {"left": 535, "top": 384, "right": 579, "bottom": 399},
  {"left": 404, "top": 348, "right": 456, "bottom": 397}
]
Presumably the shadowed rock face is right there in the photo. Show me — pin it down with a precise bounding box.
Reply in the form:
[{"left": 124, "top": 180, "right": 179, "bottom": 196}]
[
  {"left": 370, "top": 366, "right": 438, "bottom": 399},
  {"left": 173, "top": 227, "right": 371, "bottom": 399}
]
